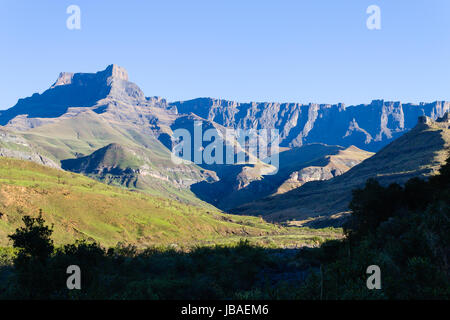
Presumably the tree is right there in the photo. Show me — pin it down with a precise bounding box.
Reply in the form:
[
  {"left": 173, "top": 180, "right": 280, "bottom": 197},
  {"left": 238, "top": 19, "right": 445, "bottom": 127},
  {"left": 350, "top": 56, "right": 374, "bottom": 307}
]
[
  {"left": 8, "top": 210, "right": 54, "bottom": 262},
  {"left": 6, "top": 210, "right": 55, "bottom": 298},
  {"left": 346, "top": 179, "right": 404, "bottom": 239}
]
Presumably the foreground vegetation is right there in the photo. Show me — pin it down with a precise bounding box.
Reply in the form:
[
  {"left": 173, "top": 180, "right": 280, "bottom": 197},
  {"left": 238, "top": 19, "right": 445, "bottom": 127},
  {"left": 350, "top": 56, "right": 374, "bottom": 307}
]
[{"left": 0, "top": 156, "right": 448, "bottom": 299}]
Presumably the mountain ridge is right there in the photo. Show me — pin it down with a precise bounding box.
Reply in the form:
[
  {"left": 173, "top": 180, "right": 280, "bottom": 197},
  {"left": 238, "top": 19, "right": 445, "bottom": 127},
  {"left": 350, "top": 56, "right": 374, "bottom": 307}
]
[
  {"left": 1, "top": 64, "right": 449, "bottom": 217},
  {"left": 2, "top": 65, "right": 449, "bottom": 152},
  {"left": 171, "top": 98, "right": 449, "bottom": 151}
]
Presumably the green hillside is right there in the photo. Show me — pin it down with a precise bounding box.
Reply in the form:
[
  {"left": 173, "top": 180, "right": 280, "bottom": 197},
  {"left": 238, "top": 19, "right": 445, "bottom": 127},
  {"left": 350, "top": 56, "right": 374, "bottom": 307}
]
[{"left": 0, "top": 157, "right": 341, "bottom": 248}]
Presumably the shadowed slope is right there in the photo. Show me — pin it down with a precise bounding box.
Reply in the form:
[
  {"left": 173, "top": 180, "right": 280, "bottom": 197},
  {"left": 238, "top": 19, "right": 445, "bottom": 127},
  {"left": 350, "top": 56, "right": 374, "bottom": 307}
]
[{"left": 191, "top": 144, "right": 373, "bottom": 210}]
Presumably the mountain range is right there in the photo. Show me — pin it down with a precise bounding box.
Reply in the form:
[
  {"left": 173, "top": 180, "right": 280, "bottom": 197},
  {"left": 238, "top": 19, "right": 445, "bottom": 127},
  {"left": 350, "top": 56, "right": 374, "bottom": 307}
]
[{"left": 0, "top": 64, "right": 449, "bottom": 232}]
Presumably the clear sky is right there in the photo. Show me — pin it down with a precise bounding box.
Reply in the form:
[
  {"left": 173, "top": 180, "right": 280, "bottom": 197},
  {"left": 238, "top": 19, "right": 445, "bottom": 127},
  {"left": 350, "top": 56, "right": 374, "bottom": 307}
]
[{"left": 1, "top": 0, "right": 449, "bottom": 110}]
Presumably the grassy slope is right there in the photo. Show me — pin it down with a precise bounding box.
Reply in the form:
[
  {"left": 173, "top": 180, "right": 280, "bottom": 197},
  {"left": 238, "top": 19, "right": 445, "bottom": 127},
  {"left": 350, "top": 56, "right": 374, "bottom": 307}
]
[{"left": 0, "top": 157, "right": 342, "bottom": 248}]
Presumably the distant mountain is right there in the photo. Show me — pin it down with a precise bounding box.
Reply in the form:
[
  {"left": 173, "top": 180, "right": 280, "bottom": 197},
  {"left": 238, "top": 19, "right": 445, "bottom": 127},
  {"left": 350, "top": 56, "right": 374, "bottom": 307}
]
[
  {"left": 172, "top": 98, "right": 449, "bottom": 152},
  {"left": 232, "top": 114, "right": 450, "bottom": 225},
  {"left": 0, "top": 65, "right": 274, "bottom": 205},
  {"left": 0, "top": 65, "right": 141, "bottom": 125}
]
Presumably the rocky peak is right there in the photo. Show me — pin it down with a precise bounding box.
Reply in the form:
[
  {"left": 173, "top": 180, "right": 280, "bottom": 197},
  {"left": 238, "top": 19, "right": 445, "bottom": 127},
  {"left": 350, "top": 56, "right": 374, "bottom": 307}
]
[
  {"left": 419, "top": 112, "right": 450, "bottom": 129},
  {"left": 51, "top": 64, "right": 129, "bottom": 89},
  {"left": 51, "top": 72, "right": 75, "bottom": 88},
  {"left": 0, "top": 65, "right": 144, "bottom": 126},
  {"left": 104, "top": 64, "right": 145, "bottom": 102},
  {"left": 105, "top": 64, "right": 129, "bottom": 81}
]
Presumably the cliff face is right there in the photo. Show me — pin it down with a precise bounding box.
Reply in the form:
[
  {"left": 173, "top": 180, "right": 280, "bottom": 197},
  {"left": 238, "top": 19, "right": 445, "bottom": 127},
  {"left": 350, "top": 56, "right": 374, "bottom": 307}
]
[{"left": 171, "top": 99, "right": 450, "bottom": 152}]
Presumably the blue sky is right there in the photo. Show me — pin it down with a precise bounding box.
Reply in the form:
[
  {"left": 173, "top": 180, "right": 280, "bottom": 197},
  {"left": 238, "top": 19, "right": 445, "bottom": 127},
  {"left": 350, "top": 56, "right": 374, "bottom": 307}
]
[{"left": 1, "top": 0, "right": 449, "bottom": 109}]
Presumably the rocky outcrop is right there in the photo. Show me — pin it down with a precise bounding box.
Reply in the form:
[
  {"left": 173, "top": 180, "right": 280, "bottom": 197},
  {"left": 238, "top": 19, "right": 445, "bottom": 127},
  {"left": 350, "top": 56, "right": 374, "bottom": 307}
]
[
  {"left": 0, "top": 148, "right": 59, "bottom": 168},
  {"left": 275, "top": 145, "right": 372, "bottom": 194}
]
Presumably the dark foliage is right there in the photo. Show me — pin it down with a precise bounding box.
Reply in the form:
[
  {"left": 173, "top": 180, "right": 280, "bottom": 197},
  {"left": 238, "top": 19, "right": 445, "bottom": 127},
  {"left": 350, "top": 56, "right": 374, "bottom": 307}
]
[{"left": 314, "top": 155, "right": 450, "bottom": 299}]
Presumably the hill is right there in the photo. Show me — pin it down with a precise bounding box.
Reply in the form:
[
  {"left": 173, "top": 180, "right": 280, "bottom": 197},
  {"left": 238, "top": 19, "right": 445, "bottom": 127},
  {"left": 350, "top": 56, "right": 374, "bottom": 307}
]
[{"left": 60, "top": 143, "right": 218, "bottom": 204}]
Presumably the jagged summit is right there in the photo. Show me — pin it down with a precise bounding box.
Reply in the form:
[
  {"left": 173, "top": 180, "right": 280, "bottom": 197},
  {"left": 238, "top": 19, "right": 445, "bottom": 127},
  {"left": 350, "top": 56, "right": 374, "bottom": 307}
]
[
  {"left": 51, "top": 64, "right": 129, "bottom": 88},
  {"left": 51, "top": 72, "right": 74, "bottom": 88},
  {"left": 0, "top": 65, "right": 144, "bottom": 125},
  {"left": 107, "top": 64, "right": 129, "bottom": 81},
  {"left": 171, "top": 98, "right": 450, "bottom": 151}
]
